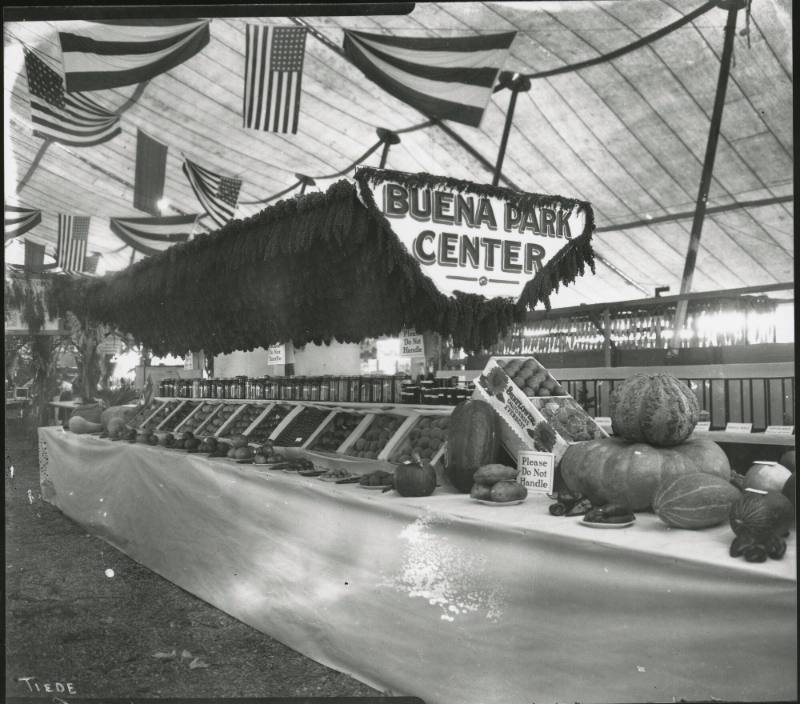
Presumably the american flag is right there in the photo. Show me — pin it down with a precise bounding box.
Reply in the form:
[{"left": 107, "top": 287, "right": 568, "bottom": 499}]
[
  {"left": 243, "top": 25, "right": 307, "bottom": 134},
  {"left": 182, "top": 158, "right": 242, "bottom": 228},
  {"left": 24, "top": 49, "right": 121, "bottom": 147},
  {"left": 57, "top": 215, "right": 90, "bottom": 273}
]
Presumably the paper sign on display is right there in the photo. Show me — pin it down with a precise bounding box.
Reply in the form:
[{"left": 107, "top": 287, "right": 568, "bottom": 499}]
[
  {"left": 364, "top": 175, "right": 589, "bottom": 300},
  {"left": 400, "top": 329, "right": 425, "bottom": 357},
  {"left": 725, "top": 422, "right": 753, "bottom": 433},
  {"left": 268, "top": 344, "right": 286, "bottom": 365},
  {"left": 183, "top": 354, "right": 193, "bottom": 370},
  {"left": 765, "top": 425, "right": 795, "bottom": 435},
  {"left": 517, "top": 451, "right": 555, "bottom": 493},
  {"left": 694, "top": 421, "right": 711, "bottom": 432}
]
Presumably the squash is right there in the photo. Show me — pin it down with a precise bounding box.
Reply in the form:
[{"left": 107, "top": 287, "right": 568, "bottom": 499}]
[
  {"left": 729, "top": 490, "right": 794, "bottom": 539},
  {"left": 559, "top": 437, "right": 731, "bottom": 511},
  {"left": 653, "top": 473, "right": 741, "bottom": 529},
  {"left": 445, "top": 399, "right": 497, "bottom": 492},
  {"left": 101, "top": 404, "right": 137, "bottom": 430},
  {"left": 743, "top": 462, "right": 792, "bottom": 493},
  {"left": 778, "top": 450, "right": 795, "bottom": 474},
  {"left": 610, "top": 373, "right": 699, "bottom": 446},
  {"left": 394, "top": 458, "right": 437, "bottom": 497},
  {"left": 68, "top": 415, "right": 103, "bottom": 434},
  {"left": 782, "top": 474, "right": 795, "bottom": 509},
  {"left": 70, "top": 404, "right": 103, "bottom": 425}
]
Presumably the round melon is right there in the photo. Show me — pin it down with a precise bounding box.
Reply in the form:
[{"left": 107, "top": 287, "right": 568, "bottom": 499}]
[
  {"left": 610, "top": 373, "right": 699, "bottom": 447},
  {"left": 729, "top": 490, "right": 794, "bottom": 539},
  {"left": 559, "top": 437, "right": 730, "bottom": 511},
  {"left": 445, "top": 400, "right": 497, "bottom": 492},
  {"left": 653, "top": 473, "right": 741, "bottom": 529},
  {"left": 778, "top": 450, "right": 795, "bottom": 474}
]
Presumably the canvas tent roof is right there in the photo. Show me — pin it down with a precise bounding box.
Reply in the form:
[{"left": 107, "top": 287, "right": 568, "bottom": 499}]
[{"left": 4, "top": 0, "right": 794, "bottom": 309}]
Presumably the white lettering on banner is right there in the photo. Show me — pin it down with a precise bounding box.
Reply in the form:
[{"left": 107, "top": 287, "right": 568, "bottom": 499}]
[
  {"left": 725, "top": 422, "right": 753, "bottom": 433},
  {"left": 765, "top": 425, "right": 795, "bottom": 435},
  {"left": 518, "top": 451, "right": 555, "bottom": 493},
  {"left": 370, "top": 179, "right": 587, "bottom": 299},
  {"left": 268, "top": 344, "right": 286, "bottom": 365}
]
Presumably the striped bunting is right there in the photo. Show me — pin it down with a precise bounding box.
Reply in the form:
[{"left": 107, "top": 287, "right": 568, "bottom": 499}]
[
  {"left": 182, "top": 158, "right": 241, "bottom": 228},
  {"left": 57, "top": 214, "right": 90, "bottom": 273},
  {"left": 58, "top": 19, "right": 210, "bottom": 92},
  {"left": 5, "top": 204, "right": 42, "bottom": 241},
  {"left": 343, "top": 30, "right": 516, "bottom": 127},
  {"left": 24, "top": 49, "right": 121, "bottom": 147},
  {"left": 109, "top": 214, "right": 198, "bottom": 256}
]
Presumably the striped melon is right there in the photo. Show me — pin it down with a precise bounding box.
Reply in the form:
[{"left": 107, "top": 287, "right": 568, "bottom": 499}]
[
  {"left": 610, "top": 373, "right": 699, "bottom": 447},
  {"left": 653, "top": 473, "right": 741, "bottom": 529}
]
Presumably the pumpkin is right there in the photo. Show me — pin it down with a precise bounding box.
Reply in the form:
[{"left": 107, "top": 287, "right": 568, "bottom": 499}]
[
  {"left": 743, "top": 462, "right": 792, "bottom": 493},
  {"left": 729, "top": 490, "right": 794, "bottom": 539},
  {"left": 610, "top": 373, "right": 699, "bottom": 446},
  {"left": 70, "top": 404, "right": 103, "bottom": 425},
  {"left": 68, "top": 415, "right": 103, "bottom": 434},
  {"left": 559, "top": 437, "right": 731, "bottom": 511},
  {"left": 653, "top": 473, "right": 741, "bottom": 529},
  {"left": 446, "top": 400, "right": 497, "bottom": 492},
  {"left": 778, "top": 450, "right": 795, "bottom": 474},
  {"left": 101, "top": 404, "right": 137, "bottom": 430},
  {"left": 394, "top": 457, "right": 437, "bottom": 497}
]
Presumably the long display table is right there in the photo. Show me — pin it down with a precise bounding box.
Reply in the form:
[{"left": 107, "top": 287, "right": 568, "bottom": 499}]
[{"left": 38, "top": 426, "right": 797, "bottom": 704}]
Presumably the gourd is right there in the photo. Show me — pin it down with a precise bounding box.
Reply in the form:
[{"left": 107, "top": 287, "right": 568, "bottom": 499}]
[
  {"left": 610, "top": 373, "right": 699, "bottom": 446},
  {"left": 559, "top": 437, "right": 731, "bottom": 511},
  {"left": 68, "top": 415, "right": 103, "bottom": 434},
  {"left": 729, "top": 490, "right": 794, "bottom": 540},
  {"left": 394, "top": 456, "right": 437, "bottom": 497},
  {"left": 70, "top": 404, "right": 103, "bottom": 425},
  {"left": 446, "top": 400, "right": 497, "bottom": 492},
  {"left": 652, "top": 473, "right": 741, "bottom": 529}
]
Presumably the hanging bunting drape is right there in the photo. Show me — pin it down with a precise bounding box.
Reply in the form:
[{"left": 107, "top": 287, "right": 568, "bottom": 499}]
[
  {"left": 5, "top": 205, "right": 42, "bottom": 241},
  {"left": 109, "top": 214, "right": 198, "bottom": 256}
]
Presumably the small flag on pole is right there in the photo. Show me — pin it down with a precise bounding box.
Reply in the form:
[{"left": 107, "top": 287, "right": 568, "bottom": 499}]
[
  {"left": 109, "top": 214, "right": 198, "bottom": 256},
  {"left": 83, "top": 253, "right": 101, "bottom": 274},
  {"left": 24, "top": 49, "right": 121, "bottom": 147},
  {"left": 58, "top": 19, "right": 210, "bottom": 92},
  {"left": 24, "top": 239, "right": 46, "bottom": 272},
  {"left": 182, "top": 158, "right": 241, "bottom": 228},
  {"left": 343, "top": 30, "right": 516, "bottom": 127},
  {"left": 243, "top": 24, "right": 307, "bottom": 134},
  {"left": 57, "top": 214, "right": 90, "bottom": 273},
  {"left": 4, "top": 204, "right": 42, "bottom": 241},
  {"left": 134, "top": 130, "right": 168, "bottom": 215}
]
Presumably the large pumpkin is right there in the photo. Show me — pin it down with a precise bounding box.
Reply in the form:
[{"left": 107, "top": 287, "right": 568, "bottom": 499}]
[
  {"left": 559, "top": 437, "right": 731, "bottom": 511},
  {"left": 610, "top": 373, "right": 699, "bottom": 446},
  {"left": 446, "top": 399, "right": 497, "bottom": 492},
  {"left": 100, "top": 404, "right": 137, "bottom": 430}
]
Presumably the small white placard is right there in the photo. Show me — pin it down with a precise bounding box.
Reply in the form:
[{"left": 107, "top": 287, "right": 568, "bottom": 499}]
[
  {"left": 725, "top": 422, "right": 753, "bottom": 433},
  {"left": 183, "top": 354, "right": 193, "bottom": 370},
  {"left": 593, "top": 417, "right": 612, "bottom": 426},
  {"left": 268, "top": 344, "right": 286, "bottom": 365},
  {"left": 765, "top": 425, "right": 795, "bottom": 435},
  {"left": 400, "top": 329, "right": 425, "bottom": 357},
  {"left": 517, "top": 451, "right": 555, "bottom": 494},
  {"left": 694, "top": 421, "right": 711, "bottom": 432}
]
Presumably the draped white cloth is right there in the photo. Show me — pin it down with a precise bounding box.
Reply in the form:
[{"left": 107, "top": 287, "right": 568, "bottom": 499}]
[{"left": 39, "top": 427, "right": 797, "bottom": 704}]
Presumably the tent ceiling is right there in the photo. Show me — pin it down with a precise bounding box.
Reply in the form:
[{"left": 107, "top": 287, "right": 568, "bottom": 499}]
[{"left": 4, "top": 0, "right": 793, "bottom": 310}]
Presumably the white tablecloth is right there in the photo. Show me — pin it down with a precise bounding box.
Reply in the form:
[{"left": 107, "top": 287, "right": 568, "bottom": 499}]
[{"left": 38, "top": 427, "right": 797, "bottom": 704}]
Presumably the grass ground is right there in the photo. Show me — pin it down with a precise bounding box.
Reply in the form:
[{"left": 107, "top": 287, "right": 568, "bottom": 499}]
[{"left": 4, "top": 417, "right": 384, "bottom": 700}]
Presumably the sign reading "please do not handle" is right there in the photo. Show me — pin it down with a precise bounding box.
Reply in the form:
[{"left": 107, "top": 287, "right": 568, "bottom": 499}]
[{"left": 370, "top": 178, "right": 588, "bottom": 300}]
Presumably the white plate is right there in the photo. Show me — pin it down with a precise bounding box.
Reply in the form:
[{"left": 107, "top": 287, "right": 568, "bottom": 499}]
[
  {"left": 358, "top": 484, "right": 392, "bottom": 491},
  {"left": 580, "top": 517, "right": 635, "bottom": 529},
  {"left": 318, "top": 475, "right": 357, "bottom": 482},
  {"left": 472, "top": 498, "right": 526, "bottom": 506}
]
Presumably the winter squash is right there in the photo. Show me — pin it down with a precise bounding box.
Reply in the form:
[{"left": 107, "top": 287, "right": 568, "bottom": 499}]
[
  {"left": 653, "top": 473, "right": 741, "bottom": 529},
  {"left": 70, "top": 404, "right": 103, "bottom": 425},
  {"left": 101, "top": 404, "right": 137, "bottom": 430},
  {"left": 778, "top": 450, "right": 795, "bottom": 473},
  {"left": 559, "top": 437, "right": 730, "bottom": 511},
  {"left": 729, "top": 490, "right": 794, "bottom": 539},
  {"left": 610, "top": 373, "right": 699, "bottom": 446},
  {"left": 743, "top": 462, "right": 792, "bottom": 493},
  {"left": 446, "top": 400, "right": 497, "bottom": 492},
  {"left": 394, "top": 458, "right": 437, "bottom": 497},
  {"left": 68, "top": 415, "right": 103, "bottom": 434}
]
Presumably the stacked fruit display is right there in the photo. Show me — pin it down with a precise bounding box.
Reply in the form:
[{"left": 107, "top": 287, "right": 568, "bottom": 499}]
[
  {"left": 199, "top": 403, "right": 240, "bottom": 435},
  {"left": 159, "top": 401, "right": 199, "bottom": 432},
  {"left": 125, "top": 399, "right": 164, "bottom": 429},
  {"left": 141, "top": 400, "right": 182, "bottom": 431},
  {"left": 345, "top": 413, "right": 405, "bottom": 460},
  {"left": 308, "top": 412, "right": 364, "bottom": 452},
  {"left": 219, "top": 404, "right": 267, "bottom": 438},
  {"left": 534, "top": 397, "right": 605, "bottom": 442},
  {"left": 273, "top": 407, "right": 331, "bottom": 447},
  {"left": 246, "top": 404, "right": 292, "bottom": 444},
  {"left": 495, "top": 357, "right": 566, "bottom": 398},
  {"left": 176, "top": 402, "right": 219, "bottom": 434},
  {"left": 390, "top": 415, "right": 449, "bottom": 463}
]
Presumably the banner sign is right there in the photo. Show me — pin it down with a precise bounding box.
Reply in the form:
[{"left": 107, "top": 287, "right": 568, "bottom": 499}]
[{"left": 361, "top": 171, "right": 590, "bottom": 299}]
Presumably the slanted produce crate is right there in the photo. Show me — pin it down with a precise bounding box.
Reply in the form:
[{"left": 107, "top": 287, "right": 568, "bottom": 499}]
[
  {"left": 174, "top": 401, "right": 220, "bottom": 435},
  {"left": 244, "top": 403, "right": 295, "bottom": 445},
  {"left": 158, "top": 400, "right": 200, "bottom": 432},
  {"left": 126, "top": 398, "right": 167, "bottom": 429},
  {"left": 342, "top": 412, "right": 407, "bottom": 460},
  {"left": 141, "top": 399, "right": 183, "bottom": 431},
  {"left": 306, "top": 410, "right": 366, "bottom": 453},
  {"left": 388, "top": 412, "right": 450, "bottom": 465},
  {"left": 217, "top": 403, "right": 270, "bottom": 439},
  {"left": 472, "top": 355, "right": 608, "bottom": 464},
  {"left": 272, "top": 406, "right": 333, "bottom": 448},
  {"left": 198, "top": 402, "right": 243, "bottom": 436}
]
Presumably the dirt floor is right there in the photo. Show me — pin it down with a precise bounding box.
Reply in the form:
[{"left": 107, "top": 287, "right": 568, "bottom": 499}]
[{"left": 4, "top": 417, "right": 385, "bottom": 700}]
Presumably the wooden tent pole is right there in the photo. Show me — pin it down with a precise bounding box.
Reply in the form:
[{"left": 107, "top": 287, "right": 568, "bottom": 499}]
[
  {"left": 15, "top": 138, "right": 52, "bottom": 193},
  {"left": 669, "top": 1, "right": 743, "bottom": 354},
  {"left": 492, "top": 74, "right": 530, "bottom": 187}
]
